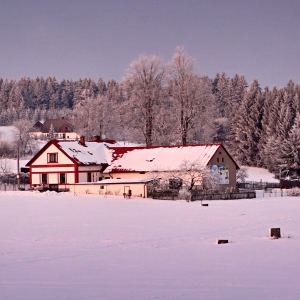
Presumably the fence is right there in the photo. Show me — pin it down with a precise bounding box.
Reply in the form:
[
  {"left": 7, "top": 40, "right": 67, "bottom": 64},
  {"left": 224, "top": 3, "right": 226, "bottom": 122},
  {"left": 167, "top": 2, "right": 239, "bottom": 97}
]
[
  {"left": 191, "top": 191, "right": 256, "bottom": 201},
  {"left": 280, "top": 179, "right": 300, "bottom": 189},
  {"left": 0, "top": 183, "right": 30, "bottom": 191},
  {"left": 237, "top": 181, "right": 279, "bottom": 190},
  {"left": 150, "top": 191, "right": 179, "bottom": 200},
  {"left": 149, "top": 190, "right": 256, "bottom": 201}
]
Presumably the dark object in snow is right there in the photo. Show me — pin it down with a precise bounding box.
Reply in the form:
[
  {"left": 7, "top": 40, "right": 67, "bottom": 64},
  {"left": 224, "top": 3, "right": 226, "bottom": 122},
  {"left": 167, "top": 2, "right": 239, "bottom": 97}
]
[
  {"left": 270, "top": 228, "right": 281, "bottom": 239},
  {"left": 217, "top": 239, "right": 228, "bottom": 244},
  {"left": 202, "top": 203, "right": 209, "bottom": 206}
]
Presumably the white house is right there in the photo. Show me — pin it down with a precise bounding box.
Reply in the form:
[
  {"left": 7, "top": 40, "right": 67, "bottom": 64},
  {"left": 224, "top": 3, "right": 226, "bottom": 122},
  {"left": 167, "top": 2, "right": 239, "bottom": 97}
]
[{"left": 26, "top": 137, "right": 113, "bottom": 190}]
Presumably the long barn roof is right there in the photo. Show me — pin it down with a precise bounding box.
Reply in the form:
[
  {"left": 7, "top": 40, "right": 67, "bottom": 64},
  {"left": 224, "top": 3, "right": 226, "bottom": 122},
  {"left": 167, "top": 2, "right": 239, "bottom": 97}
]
[{"left": 105, "top": 144, "right": 225, "bottom": 172}]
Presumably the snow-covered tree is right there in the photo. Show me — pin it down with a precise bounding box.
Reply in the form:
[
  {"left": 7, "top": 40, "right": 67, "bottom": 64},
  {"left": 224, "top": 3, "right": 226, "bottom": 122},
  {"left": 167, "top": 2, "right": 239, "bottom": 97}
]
[
  {"left": 228, "top": 79, "right": 263, "bottom": 165},
  {"left": 48, "top": 123, "right": 55, "bottom": 139},
  {"left": 122, "top": 54, "right": 166, "bottom": 146},
  {"left": 169, "top": 47, "right": 215, "bottom": 145}
]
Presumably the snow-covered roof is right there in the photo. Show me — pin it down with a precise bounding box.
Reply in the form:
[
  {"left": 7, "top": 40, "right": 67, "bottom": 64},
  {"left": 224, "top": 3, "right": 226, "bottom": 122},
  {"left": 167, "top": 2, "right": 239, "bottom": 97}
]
[
  {"left": 57, "top": 141, "right": 112, "bottom": 165},
  {"left": 105, "top": 144, "right": 222, "bottom": 172},
  {"left": 26, "top": 140, "right": 115, "bottom": 166}
]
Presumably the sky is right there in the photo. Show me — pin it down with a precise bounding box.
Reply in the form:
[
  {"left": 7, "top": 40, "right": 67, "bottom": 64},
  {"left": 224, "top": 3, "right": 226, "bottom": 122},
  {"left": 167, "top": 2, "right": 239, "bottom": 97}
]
[{"left": 0, "top": 0, "right": 300, "bottom": 88}]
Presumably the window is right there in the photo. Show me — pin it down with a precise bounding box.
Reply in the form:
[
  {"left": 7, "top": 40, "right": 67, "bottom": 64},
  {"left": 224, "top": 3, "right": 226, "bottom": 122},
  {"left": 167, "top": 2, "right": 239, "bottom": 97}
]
[
  {"left": 100, "top": 185, "right": 104, "bottom": 189},
  {"left": 41, "top": 174, "right": 47, "bottom": 184},
  {"left": 87, "top": 172, "right": 92, "bottom": 182},
  {"left": 169, "top": 178, "right": 182, "bottom": 190},
  {"left": 47, "top": 153, "right": 58, "bottom": 163},
  {"left": 217, "top": 158, "right": 219, "bottom": 162},
  {"left": 63, "top": 133, "right": 66, "bottom": 139},
  {"left": 60, "top": 173, "right": 66, "bottom": 184},
  {"left": 222, "top": 158, "right": 224, "bottom": 162}
]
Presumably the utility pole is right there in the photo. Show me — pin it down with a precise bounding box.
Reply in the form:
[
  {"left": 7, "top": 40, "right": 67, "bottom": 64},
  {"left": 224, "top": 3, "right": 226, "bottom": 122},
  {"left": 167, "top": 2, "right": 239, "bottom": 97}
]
[{"left": 17, "top": 140, "right": 20, "bottom": 189}]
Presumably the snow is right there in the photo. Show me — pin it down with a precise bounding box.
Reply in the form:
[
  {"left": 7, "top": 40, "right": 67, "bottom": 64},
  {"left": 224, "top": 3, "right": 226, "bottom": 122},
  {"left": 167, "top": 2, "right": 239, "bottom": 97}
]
[
  {"left": 245, "top": 166, "right": 278, "bottom": 183},
  {"left": 1, "top": 191, "right": 299, "bottom": 300},
  {"left": 0, "top": 126, "right": 17, "bottom": 142},
  {"left": 107, "top": 144, "right": 221, "bottom": 172}
]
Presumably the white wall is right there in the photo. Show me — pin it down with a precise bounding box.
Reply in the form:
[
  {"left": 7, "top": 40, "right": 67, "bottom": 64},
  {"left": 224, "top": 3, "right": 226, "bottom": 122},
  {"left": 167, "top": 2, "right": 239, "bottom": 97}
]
[{"left": 68, "top": 183, "right": 148, "bottom": 197}]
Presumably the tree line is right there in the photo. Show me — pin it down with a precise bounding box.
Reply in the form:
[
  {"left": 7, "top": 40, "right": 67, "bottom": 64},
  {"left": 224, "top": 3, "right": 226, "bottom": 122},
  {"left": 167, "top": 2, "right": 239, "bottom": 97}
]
[{"left": 1, "top": 47, "right": 300, "bottom": 178}]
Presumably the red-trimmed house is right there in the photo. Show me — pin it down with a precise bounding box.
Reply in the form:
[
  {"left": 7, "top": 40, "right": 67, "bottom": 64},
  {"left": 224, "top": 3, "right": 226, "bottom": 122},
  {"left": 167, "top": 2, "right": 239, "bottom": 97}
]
[
  {"left": 26, "top": 141, "right": 239, "bottom": 193},
  {"left": 26, "top": 137, "right": 113, "bottom": 190}
]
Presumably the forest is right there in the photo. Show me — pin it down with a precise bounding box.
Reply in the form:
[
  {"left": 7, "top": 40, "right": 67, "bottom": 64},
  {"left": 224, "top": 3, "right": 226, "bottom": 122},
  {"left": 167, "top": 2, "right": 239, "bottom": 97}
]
[{"left": 1, "top": 47, "right": 300, "bottom": 178}]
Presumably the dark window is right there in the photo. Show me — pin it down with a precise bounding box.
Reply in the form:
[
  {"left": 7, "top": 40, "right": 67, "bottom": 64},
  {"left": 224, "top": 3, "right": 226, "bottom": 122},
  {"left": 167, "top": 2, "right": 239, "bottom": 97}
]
[
  {"left": 219, "top": 152, "right": 222, "bottom": 154},
  {"left": 100, "top": 185, "right": 104, "bottom": 189},
  {"left": 63, "top": 133, "right": 66, "bottom": 139},
  {"left": 87, "top": 172, "right": 92, "bottom": 182},
  {"left": 217, "top": 158, "right": 219, "bottom": 162},
  {"left": 42, "top": 174, "right": 47, "bottom": 184},
  {"left": 48, "top": 153, "right": 58, "bottom": 163},
  {"left": 60, "top": 173, "right": 66, "bottom": 184},
  {"left": 222, "top": 158, "right": 224, "bottom": 162}
]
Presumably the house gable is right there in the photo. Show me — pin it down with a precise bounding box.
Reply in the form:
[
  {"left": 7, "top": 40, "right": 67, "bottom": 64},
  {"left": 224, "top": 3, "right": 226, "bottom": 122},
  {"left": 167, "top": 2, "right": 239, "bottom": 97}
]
[{"left": 31, "top": 143, "right": 74, "bottom": 166}]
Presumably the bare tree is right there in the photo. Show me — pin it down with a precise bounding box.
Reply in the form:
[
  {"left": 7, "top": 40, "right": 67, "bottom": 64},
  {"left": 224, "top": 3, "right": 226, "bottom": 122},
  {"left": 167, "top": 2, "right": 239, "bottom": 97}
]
[
  {"left": 0, "top": 157, "right": 11, "bottom": 174},
  {"left": 12, "top": 119, "right": 33, "bottom": 157},
  {"left": 236, "top": 166, "right": 249, "bottom": 183},
  {"left": 123, "top": 54, "right": 166, "bottom": 146},
  {"left": 147, "top": 160, "right": 219, "bottom": 196}
]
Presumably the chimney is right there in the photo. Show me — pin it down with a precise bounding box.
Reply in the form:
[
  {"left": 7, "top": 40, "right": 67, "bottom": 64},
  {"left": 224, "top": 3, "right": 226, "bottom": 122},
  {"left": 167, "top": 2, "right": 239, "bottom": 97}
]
[
  {"left": 79, "top": 136, "right": 86, "bottom": 146},
  {"left": 93, "top": 135, "right": 101, "bottom": 142}
]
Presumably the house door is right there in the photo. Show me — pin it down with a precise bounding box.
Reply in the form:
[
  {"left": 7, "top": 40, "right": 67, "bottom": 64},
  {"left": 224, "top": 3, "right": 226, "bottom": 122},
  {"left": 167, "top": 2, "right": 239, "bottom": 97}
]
[{"left": 124, "top": 186, "right": 130, "bottom": 194}]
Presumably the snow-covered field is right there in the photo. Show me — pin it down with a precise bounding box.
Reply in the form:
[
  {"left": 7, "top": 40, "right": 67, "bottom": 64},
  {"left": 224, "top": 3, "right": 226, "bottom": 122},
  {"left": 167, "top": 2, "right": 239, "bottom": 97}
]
[
  {"left": 246, "top": 166, "right": 278, "bottom": 183},
  {"left": 1, "top": 191, "right": 299, "bottom": 300}
]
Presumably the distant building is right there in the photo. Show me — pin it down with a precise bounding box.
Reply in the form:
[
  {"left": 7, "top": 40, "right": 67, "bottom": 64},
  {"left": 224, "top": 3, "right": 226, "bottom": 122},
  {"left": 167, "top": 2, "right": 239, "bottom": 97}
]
[{"left": 31, "top": 118, "right": 79, "bottom": 140}]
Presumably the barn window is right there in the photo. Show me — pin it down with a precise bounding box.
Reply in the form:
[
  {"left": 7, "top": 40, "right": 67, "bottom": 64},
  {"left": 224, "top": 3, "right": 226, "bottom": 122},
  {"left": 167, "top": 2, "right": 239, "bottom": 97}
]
[
  {"left": 222, "top": 158, "right": 224, "bottom": 162},
  {"left": 217, "top": 158, "right": 219, "bottom": 162},
  {"left": 47, "top": 153, "right": 58, "bottom": 163}
]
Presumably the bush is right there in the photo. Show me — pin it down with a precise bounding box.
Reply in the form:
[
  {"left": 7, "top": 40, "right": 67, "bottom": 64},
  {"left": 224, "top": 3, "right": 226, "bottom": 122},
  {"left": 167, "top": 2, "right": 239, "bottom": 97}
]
[
  {"left": 287, "top": 187, "right": 300, "bottom": 196},
  {"left": 178, "top": 188, "right": 191, "bottom": 201}
]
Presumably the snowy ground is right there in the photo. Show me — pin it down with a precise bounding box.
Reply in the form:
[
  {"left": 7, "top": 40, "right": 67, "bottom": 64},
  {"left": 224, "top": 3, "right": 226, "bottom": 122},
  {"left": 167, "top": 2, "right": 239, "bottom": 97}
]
[{"left": 1, "top": 191, "right": 299, "bottom": 300}]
